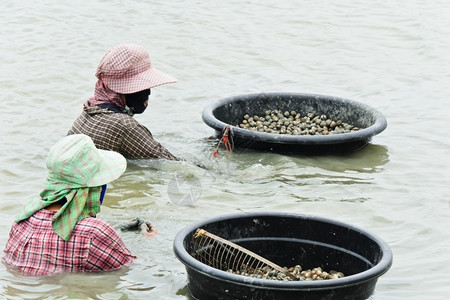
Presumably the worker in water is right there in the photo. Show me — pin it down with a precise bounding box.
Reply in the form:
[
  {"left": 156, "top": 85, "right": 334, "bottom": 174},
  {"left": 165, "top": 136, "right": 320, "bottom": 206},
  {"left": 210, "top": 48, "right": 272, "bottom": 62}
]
[{"left": 68, "top": 44, "right": 179, "bottom": 160}]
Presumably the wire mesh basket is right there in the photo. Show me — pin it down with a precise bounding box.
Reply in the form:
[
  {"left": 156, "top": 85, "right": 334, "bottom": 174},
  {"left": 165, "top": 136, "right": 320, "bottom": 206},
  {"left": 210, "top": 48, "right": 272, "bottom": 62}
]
[{"left": 191, "top": 228, "right": 296, "bottom": 280}]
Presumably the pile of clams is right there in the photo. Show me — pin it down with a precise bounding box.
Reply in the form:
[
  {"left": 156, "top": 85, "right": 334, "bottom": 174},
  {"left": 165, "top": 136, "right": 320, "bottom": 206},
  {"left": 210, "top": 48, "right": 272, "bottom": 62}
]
[
  {"left": 228, "top": 265, "right": 345, "bottom": 282},
  {"left": 237, "top": 110, "right": 360, "bottom": 135}
]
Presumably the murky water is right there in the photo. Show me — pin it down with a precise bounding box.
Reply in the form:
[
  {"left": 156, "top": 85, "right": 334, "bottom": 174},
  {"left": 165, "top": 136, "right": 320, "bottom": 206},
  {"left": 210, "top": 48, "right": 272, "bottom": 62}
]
[{"left": 1, "top": 0, "right": 449, "bottom": 299}]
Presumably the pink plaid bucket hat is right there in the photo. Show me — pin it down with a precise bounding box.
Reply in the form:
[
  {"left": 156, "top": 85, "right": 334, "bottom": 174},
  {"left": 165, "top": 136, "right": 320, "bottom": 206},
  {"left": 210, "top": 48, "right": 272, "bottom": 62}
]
[{"left": 95, "top": 44, "right": 177, "bottom": 94}]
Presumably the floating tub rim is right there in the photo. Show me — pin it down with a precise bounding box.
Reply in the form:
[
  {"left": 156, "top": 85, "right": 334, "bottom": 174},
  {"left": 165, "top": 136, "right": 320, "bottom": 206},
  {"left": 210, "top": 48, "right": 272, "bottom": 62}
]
[
  {"left": 201, "top": 92, "right": 387, "bottom": 145},
  {"left": 173, "top": 211, "right": 393, "bottom": 290}
]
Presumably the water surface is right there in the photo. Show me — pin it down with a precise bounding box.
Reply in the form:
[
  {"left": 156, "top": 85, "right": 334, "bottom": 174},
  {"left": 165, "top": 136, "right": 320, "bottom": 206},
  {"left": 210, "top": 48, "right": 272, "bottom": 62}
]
[{"left": 1, "top": 0, "right": 449, "bottom": 299}]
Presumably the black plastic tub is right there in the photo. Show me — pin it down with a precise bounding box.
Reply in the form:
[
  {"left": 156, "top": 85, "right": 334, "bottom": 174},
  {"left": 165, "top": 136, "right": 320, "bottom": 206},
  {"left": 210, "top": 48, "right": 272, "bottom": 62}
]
[
  {"left": 202, "top": 92, "right": 387, "bottom": 154},
  {"left": 174, "top": 212, "right": 393, "bottom": 300}
]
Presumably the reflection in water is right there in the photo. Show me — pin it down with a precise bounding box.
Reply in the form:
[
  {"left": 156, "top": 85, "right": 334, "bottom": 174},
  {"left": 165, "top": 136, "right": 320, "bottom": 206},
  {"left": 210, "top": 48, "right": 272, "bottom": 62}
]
[
  {"left": 226, "top": 143, "right": 388, "bottom": 179},
  {"left": 2, "top": 0, "right": 449, "bottom": 299},
  {"left": 236, "top": 143, "right": 390, "bottom": 173},
  {"left": 1, "top": 266, "right": 132, "bottom": 299},
  {"left": 176, "top": 286, "right": 193, "bottom": 299},
  {"left": 112, "top": 142, "right": 390, "bottom": 210}
]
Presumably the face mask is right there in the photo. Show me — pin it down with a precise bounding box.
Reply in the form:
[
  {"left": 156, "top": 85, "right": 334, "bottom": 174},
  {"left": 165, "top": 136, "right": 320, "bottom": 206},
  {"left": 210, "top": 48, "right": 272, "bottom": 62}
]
[{"left": 125, "top": 89, "right": 151, "bottom": 114}]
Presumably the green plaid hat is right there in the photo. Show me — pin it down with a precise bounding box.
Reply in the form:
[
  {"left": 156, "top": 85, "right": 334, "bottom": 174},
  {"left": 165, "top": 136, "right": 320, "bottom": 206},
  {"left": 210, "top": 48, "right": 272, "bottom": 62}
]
[
  {"left": 15, "top": 134, "right": 127, "bottom": 241},
  {"left": 46, "top": 134, "right": 127, "bottom": 187}
]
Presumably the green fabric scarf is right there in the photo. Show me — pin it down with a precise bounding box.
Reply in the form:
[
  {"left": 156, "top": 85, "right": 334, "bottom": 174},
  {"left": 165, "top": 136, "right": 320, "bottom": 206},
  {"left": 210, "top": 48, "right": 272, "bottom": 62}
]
[{"left": 15, "top": 181, "right": 101, "bottom": 242}]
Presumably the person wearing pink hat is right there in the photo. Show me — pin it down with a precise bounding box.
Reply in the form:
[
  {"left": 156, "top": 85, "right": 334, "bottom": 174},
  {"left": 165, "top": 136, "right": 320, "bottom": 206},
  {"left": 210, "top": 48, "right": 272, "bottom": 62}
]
[{"left": 68, "top": 44, "right": 179, "bottom": 160}]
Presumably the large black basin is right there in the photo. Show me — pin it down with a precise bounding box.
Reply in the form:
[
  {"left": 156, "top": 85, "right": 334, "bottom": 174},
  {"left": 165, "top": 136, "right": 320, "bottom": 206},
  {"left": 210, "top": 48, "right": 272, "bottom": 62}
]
[
  {"left": 174, "top": 212, "right": 393, "bottom": 300},
  {"left": 202, "top": 92, "right": 387, "bottom": 154}
]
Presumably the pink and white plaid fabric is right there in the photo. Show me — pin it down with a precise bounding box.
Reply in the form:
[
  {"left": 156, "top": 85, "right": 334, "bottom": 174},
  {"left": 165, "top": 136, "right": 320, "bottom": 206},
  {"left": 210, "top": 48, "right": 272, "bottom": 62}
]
[
  {"left": 3, "top": 209, "right": 136, "bottom": 275},
  {"left": 85, "top": 44, "right": 177, "bottom": 109},
  {"left": 85, "top": 80, "right": 127, "bottom": 109},
  {"left": 96, "top": 44, "right": 177, "bottom": 94}
]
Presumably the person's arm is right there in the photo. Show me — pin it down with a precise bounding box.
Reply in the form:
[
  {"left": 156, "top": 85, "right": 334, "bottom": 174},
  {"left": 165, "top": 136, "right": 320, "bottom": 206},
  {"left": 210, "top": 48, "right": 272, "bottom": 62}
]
[
  {"left": 121, "top": 123, "right": 179, "bottom": 160},
  {"left": 117, "top": 218, "right": 158, "bottom": 238},
  {"left": 85, "top": 222, "right": 136, "bottom": 272}
]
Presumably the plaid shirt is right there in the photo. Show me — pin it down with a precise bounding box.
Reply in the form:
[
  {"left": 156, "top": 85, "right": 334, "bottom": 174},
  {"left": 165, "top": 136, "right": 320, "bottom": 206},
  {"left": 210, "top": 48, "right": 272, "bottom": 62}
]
[
  {"left": 3, "top": 209, "right": 136, "bottom": 276},
  {"left": 68, "top": 106, "right": 178, "bottom": 160}
]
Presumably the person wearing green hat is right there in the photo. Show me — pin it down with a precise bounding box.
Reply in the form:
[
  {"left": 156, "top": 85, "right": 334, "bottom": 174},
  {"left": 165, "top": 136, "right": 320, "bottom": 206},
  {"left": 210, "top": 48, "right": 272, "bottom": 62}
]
[{"left": 3, "top": 134, "right": 150, "bottom": 276}]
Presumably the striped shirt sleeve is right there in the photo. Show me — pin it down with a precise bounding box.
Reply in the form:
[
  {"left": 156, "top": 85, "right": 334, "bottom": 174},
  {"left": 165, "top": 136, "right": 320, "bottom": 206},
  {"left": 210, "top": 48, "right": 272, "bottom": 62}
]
[
  {"left": 68, "top": 107, "right": 179, "bottom": 161},
  {"left": 121, "top": 122, "right": 179, "bottom": 160}
]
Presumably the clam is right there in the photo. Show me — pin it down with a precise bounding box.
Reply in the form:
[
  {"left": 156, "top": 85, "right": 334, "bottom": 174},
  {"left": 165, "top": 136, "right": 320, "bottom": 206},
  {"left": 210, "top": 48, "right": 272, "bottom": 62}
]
[
  {"left": 237, "top": 109, "right": 360, "bottom": 136},
  {"left": 228, "top": 264, "right": 344, "bottom": 282}
]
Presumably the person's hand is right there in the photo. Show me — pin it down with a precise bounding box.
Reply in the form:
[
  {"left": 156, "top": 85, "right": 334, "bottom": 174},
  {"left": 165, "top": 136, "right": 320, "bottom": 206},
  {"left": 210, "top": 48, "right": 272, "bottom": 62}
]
[
  {"left": 117, "top": 218, "right": 157, "bottom": 238},
  {"left": 140, "top": 221, "right": 158, "bottom": 238}
]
